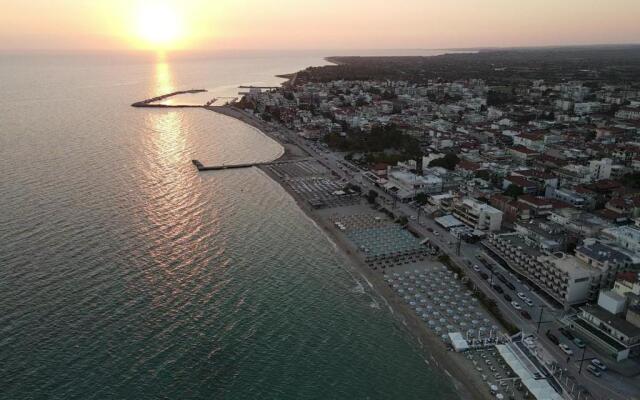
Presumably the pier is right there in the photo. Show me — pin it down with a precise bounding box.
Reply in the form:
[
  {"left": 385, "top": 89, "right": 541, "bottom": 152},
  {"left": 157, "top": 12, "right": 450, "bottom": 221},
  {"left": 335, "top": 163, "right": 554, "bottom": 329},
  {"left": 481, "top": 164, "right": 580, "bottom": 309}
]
[
  {"left": 131, "top": 89, "right": 207, "bottom": 107},
  {"left": 192, "top": 158, "right": 311, "bottom": 171}
]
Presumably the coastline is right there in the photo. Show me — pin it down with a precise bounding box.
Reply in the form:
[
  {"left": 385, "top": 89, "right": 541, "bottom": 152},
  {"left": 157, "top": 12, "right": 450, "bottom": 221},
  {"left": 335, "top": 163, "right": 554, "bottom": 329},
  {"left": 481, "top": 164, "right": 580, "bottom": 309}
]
[{"left": 205, "top": 104, "right": 492, "bottom": 400}]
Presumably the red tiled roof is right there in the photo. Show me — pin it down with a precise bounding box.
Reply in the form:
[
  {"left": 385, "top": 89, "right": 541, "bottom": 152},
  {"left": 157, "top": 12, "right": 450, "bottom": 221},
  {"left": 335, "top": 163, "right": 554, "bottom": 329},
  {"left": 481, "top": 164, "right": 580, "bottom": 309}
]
[{"left": 509, "top": 145, "right": 539, "bottom": 155}]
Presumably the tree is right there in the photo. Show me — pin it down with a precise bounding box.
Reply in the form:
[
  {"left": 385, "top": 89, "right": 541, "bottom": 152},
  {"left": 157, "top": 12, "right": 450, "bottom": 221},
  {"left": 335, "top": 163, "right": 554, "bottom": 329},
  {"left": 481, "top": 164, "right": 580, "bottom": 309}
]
[
  {"left": 415, "top": 192, "right": 429, "bottom": 206},
  {"left": 397, "top": 216, "right": 409, "bottom": 226},
  {"left": 366, "top": 190, "right": 379, "bottom": 204},
  {"left": 504, "top": 184, "right": 524, "bottom": 199},
  {"left": 428, "top": 153, "right": 460, "bottom": 171}
]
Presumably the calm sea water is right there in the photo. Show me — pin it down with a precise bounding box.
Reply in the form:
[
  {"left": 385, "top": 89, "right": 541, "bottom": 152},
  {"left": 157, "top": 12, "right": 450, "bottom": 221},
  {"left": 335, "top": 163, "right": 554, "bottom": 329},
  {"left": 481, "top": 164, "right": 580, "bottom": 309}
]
[{"left": 0, "top": 51, "right": 458, "bottom": 399}]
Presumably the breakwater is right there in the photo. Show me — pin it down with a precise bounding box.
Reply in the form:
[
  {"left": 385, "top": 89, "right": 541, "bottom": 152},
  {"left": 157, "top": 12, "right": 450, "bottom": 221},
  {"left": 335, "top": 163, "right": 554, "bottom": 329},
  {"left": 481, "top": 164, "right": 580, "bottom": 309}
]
[{"left": 131, "top": 89, "right": 207, "bottom": 107}]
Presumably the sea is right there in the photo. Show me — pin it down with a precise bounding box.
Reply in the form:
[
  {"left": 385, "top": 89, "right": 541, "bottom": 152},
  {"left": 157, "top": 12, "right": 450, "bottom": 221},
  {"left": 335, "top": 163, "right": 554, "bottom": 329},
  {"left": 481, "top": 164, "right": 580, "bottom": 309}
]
[{"left": 0, "top": 50, "right": 460, "bottom": 400}]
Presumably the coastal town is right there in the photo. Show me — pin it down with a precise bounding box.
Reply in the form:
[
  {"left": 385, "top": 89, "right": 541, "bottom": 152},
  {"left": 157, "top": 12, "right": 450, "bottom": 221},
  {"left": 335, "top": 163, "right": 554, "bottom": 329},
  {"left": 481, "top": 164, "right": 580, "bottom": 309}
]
[{"left": 205, "top": 48, "right": 640, "bottom": 400}]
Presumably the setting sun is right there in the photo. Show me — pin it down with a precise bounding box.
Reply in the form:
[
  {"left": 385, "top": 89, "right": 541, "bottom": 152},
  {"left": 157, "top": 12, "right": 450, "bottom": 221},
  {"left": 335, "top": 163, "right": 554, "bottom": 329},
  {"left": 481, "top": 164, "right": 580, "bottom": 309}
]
[{"left": 135, "top": 2, "right": 184, "bottom": 49}]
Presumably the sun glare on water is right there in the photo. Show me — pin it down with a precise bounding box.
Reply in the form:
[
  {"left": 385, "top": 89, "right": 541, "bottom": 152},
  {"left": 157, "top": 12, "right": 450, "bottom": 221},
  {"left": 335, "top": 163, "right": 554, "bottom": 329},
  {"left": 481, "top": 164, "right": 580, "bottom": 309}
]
[{"left": 135, "top": 2, "right": 184, "bottom": 49}]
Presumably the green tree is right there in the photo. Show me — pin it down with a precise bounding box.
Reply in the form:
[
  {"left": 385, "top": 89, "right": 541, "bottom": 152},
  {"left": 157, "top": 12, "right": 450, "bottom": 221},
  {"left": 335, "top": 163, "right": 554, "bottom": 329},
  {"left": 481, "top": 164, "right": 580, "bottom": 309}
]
[
  {"left": 428, "top": 153, "right": 460, "bottom": 171},
  {"left": 366, "top": 190, "right": 379, "bottom": 204},
  {"left": 504, "top": 184, "right": 524, "bottom": 199},
  {"left": 415, "top": 192, "right": 429, "bottom": 205}
]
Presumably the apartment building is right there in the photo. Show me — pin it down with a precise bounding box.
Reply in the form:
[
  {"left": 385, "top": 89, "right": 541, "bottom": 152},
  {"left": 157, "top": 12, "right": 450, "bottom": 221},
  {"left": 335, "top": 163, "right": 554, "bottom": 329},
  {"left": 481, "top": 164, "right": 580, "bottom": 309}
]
[
  {"left": 452, "top": 197, "right": 503, "bottom": 232},
  {"left": 486, "top": 233, "right": 614, "bottom": 308}
]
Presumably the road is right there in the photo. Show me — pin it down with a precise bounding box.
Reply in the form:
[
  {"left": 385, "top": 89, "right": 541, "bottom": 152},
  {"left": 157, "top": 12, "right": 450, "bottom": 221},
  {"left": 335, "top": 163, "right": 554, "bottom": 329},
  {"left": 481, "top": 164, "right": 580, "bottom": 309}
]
[{"left": 281, "top": 129, "right": 636, "bottom": 400}]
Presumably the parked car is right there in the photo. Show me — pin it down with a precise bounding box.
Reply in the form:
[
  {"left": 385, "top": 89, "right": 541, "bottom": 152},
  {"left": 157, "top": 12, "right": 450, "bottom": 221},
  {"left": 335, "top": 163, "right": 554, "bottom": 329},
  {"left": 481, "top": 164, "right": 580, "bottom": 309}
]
[
  {"left": 586, "top": 365, "right": 601, "bottom": 377},
  {"left": 546, "top": 331, "right": 560, "bottom": 345},
  {"left": 511, "top": 301, "right": 522, "bottom": 311},
  {"left": 504, "top": 281, "right": 516, "bottom": 290},
  {"left": 559, "top": 327, "right": 574, "bottom": 340},
  {"left": 520, "top": 310, "right": 532, "bottom": 320},
  {"left": 591, "top": 359, "right": 607, "bottom": 371},
  {"left": 573, "top": 338, "right": 586, "bottom": 349},
  {"left": 503, "top": 293, "right": 513, "bottom": 302},
  {"left": 493, "top": 284, "right": 504, "bottom": 294},
  {"left": 480, "top": 272, "right": 489, "bottom": 280},
  {"left": 524, "top": 298, "right": 534, "bottom": 306},
  {"left": 517, "top": 292, "right": 527, "bottom": 300},
  {"left": 473, "top": 265, "right": 481, "bottom": 272},
  {"left": 559, "top": 343, "right": 573, "bottom": 355}
]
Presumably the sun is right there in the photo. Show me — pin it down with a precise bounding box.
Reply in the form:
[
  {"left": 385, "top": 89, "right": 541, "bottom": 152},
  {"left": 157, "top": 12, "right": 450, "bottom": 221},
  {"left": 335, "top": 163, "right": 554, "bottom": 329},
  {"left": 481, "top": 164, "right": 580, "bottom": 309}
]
[{"left": 135, "top": 2, "right": 184, "bottom": 49}]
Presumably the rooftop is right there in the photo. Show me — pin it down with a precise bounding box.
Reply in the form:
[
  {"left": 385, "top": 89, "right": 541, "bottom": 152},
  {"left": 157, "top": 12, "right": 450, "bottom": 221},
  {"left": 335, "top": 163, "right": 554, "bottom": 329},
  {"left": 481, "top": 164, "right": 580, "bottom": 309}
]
[
  {"left": 576, "top": 241, "right": 631, "bottom": 264},
  {"left": 581, "top": 305, "right": 640, "bottom": 339}
]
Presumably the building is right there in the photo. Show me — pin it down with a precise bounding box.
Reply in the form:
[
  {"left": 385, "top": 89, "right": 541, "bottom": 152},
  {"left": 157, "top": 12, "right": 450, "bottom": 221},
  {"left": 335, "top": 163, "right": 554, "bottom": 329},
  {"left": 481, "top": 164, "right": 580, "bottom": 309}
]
[
  {"left": 385, "top": 167, "right": 443, "bottom": 200},
  {"left": 574, "top": 305, "right": 640, "bottom": 361},
  {"left": 571, "top": 273, "right": 640, "bottom": 361},
  {"left": 485, "top": 233, "right": 615, "bottom": 308},
  {"left": 452, "top": 198, "right": 503, "bottom": 231},
  {"left": 545, "top": 187, "right": 587, "bottom": 208},
  {"left": 575, "top": 240, "right": 633, "bottom": 273},
  {"left": 615, "top": 107, "right": 640, "bottom": 121},
  {"left": 601, "top": 225, "right": 640, "bottom": 254},
  {"left": 588, "top": 158, "right": 612, "bottom": 181}
]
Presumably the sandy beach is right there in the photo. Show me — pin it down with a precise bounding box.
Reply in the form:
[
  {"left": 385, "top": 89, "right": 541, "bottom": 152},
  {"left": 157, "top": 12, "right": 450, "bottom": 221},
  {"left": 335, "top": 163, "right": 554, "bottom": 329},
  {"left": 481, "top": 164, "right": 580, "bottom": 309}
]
[{"left": 204, "top": 103, "right": 496, "bottom": 400}]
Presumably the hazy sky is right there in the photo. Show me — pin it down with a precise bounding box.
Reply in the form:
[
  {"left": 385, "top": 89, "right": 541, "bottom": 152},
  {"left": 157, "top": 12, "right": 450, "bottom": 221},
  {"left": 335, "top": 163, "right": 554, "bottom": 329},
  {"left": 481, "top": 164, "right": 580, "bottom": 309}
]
[{"left": 1, "top": 0, "right": 639, "bottom": 51}]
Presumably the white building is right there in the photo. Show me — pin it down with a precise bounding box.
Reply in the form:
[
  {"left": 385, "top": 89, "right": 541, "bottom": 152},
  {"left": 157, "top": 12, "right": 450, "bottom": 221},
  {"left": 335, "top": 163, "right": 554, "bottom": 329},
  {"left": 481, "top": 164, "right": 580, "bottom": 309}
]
[
  {"left": 588, "top": 158, "right": 612, "bottom": 181},
  {"left": 486, "top": 234, "right": 616, "bottom": 308},
  {"left": 452, "top": 198, "right": 502, "bottom": 231},
  {"left": 385, "top": 167, "right": 443, "bottom": 200},
  {"left": 602, "top": 225, "right": 640, "bottom": 254}
]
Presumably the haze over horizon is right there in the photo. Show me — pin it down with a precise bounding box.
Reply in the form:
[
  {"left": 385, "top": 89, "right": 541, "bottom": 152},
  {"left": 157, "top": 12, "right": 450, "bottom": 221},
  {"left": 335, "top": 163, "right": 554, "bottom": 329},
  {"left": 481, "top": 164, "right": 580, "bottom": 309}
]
[{"left": 2, "top": 0, "right": 639, "bottom": 53}]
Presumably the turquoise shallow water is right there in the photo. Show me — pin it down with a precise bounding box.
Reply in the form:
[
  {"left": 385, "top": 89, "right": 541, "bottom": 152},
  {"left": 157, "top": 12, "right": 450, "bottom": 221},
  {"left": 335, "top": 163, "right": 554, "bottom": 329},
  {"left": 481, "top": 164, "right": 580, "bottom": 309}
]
[{"left": 0, "top": 52, "right": 458, "bottom": 399}]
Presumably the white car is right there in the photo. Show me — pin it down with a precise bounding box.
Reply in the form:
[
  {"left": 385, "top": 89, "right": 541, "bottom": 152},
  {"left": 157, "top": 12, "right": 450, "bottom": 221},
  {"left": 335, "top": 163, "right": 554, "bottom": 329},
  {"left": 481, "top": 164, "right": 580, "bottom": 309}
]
[
  {"left": 473, "top": 265, "right": 481, "bottom": 272},
  {"left": 511, "top": 301, "right": 522, "bottom": 311},
  {"left": 591, "top": 359, "right": 607, "bottom": 371},
  {"left": 559, "top": 344, "right": 573, "bottom": 355},
  {"left": 524, "top": 298, "right": 534, "bottom": 307},
  {"left": 517, "top": 292, "right": 527, "bottom": 301},
  {"left": 586, "top": 365, "right": 601, "bottom": 377}
]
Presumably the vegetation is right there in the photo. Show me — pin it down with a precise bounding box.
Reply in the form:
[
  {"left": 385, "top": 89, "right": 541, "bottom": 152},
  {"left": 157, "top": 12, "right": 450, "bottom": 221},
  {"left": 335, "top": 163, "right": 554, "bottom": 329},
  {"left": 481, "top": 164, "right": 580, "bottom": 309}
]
[
  {"left": 324, "top": 124, "right": 421, "bottom": 164},
  {"left": 428, "top": 153, "right": 460, "bottom": 171},
  {"left": 397, "top": 216, "right": 409, "bottom": 226},
  {"left": 366, "top": 189, "right": 379, "bottom": 204},
  {"left": 621, "top": 172, "right": 640, "bottom": 189},
  {"left": 415, "top": 192, "right": 429, "bottom": 206},
  {"left": 503, "top": 184, "right": 524, "bottom": 199}
]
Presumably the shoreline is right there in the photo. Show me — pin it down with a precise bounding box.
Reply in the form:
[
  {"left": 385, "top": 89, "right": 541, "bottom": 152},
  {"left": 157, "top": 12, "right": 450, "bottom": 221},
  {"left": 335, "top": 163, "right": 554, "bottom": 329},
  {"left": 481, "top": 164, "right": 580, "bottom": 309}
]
[
  {"left": 257, "top": 164, "right": 489, "bottom": 400},
  {"left": 203, "top": 104, "right": 491, "bottom": 399}
]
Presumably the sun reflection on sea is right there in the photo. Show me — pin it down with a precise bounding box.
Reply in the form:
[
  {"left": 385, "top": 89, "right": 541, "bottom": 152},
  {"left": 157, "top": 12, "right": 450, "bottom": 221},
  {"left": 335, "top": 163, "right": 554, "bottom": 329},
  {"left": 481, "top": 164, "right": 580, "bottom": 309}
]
[
  {"left": 155, "top": 59, "right": 174, "bottom": 97},
  {"left": 135, "top": 59, "right": 215, "bottom": 298}
]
